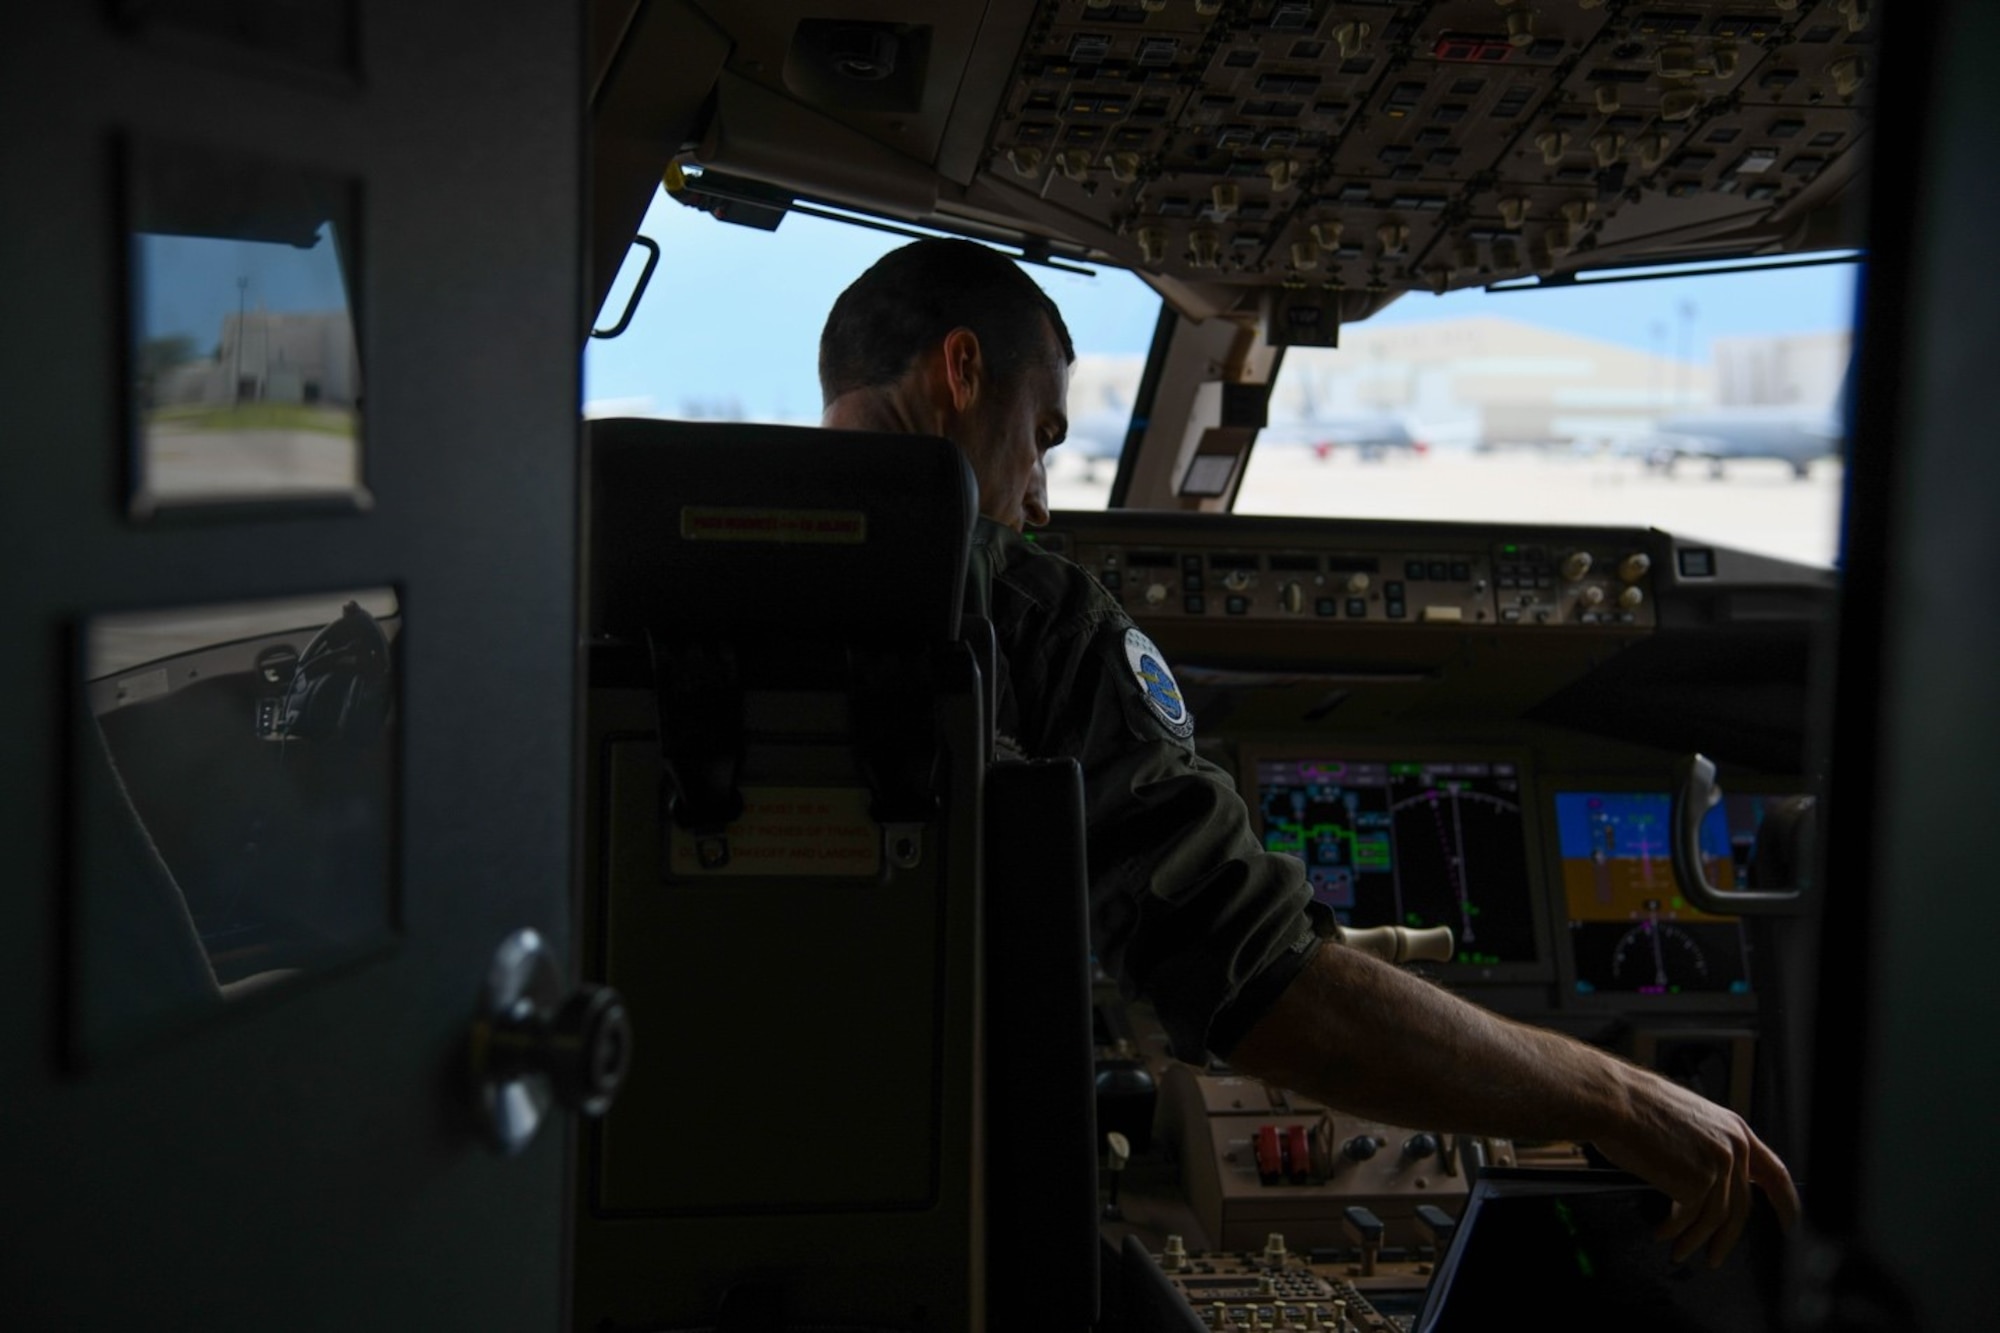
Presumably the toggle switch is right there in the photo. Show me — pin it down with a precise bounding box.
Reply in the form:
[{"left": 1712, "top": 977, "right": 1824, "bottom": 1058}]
[
  {"left": 1415, "top": 1203, "right": 1460, "bottom": 1254},
  {"left": 1343, "top": 1205, "right": 1386, "bottom": 1277}
]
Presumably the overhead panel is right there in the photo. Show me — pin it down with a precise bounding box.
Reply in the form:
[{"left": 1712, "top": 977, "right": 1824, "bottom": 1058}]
[{"left": 980, "top": 0, "right": 1875, "bottom": 298}]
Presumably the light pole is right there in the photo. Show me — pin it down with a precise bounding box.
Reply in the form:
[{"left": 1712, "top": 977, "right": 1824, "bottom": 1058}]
[
  {"left": 234, "top": 275, "right": 248, "bottom": 408},
  {"left": 1650, "top": 319, "right": 1668, "bottom": 412},
  {"left": 1675, "top": 300, "right": 1697, "bottom": 409}
]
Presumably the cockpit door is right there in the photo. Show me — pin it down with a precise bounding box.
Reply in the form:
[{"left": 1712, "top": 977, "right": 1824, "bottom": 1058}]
[{"left": 0, "top": 4, "right": 588, "bottom": 1325}]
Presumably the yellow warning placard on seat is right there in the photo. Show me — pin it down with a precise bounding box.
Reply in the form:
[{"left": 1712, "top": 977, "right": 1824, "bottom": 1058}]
[
  {"left": 679, "top": 507, "right": 867, "bottom": 544},
  {"left": 667, "top": 786, "right": 881, "bottom": 877}
]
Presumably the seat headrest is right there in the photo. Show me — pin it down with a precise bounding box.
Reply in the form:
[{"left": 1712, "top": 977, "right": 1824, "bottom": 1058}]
[{"left": 586, "top": 419, "right": 978, "bottom": 645}]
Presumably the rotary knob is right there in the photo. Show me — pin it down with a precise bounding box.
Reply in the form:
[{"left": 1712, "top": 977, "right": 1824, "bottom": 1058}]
[
  {"left": 1579, "top": 585, "right": 1606, "bottom": 608},
  {"left": 1620, "top": 552, "right": 1651, "bottom": 582},
  {"left": 1619, "top": 585, "right": 1645, "bottom": 610},
  {"left": 1342, "top": 1134, "right": 1382, "bottom": 1162},
  {"left": 1345, "top": 572, "right": 1371, "bottom": 596},
  {"left": 1224, "top": 568, "right": 1251, "bottom": 592},
  {"left": 1562, "top": 550, "right": 1594, "bottom": 581},
  {"left": 1145, "top": 582, "right": 1169, "bottom": 608},
  {"left": 1403, "top": 1132, "right": 1439, "bottom": 1162},
  {"left": 1280, "top": 581, "right": 1306, "bottom": 613}
]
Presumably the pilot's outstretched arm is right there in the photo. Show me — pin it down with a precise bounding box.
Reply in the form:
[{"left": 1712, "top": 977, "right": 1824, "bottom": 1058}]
[{"left": 1225, "top": 941, "right": 1803, "bottom": 1268}]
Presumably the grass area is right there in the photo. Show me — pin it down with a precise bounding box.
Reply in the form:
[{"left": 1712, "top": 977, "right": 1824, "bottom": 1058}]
[{"left": 148, "top": 402, "right": 358, "bottom": 436}]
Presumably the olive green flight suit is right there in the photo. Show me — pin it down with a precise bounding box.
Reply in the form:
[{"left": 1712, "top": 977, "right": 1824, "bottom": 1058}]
[{"left": 972, "top": 520, "right": 1322, "bottom": 1062}]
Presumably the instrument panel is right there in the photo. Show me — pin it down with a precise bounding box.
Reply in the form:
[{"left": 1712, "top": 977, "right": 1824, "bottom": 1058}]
[
  {"left": 1235, "top": 745, "right": 1793, "bottom": 1012},
  {"left": 1041, "top": 509, "right": 1828, "bottom": 1019},
  {"left": 1046, "top": 528, "right": 1662, "bottom": 630}
]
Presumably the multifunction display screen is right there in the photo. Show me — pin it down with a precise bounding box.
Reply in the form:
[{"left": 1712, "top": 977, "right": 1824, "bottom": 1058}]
[
  {"left": 1254, "top": 758, "right": 1537, "bottom": 967},
  {"left": 1553, "top": 791, "right": 1763, "bottom": 997}
]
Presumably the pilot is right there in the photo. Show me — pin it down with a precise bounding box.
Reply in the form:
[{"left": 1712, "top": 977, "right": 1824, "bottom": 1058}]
[{"left": 819, "top": 238, "right": 1799, "bottom": 1267}]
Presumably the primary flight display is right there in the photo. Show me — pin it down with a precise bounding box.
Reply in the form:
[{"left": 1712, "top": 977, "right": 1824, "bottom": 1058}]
[{"left": 1252, "top": 756, "right": 1537, "bottom": 968}]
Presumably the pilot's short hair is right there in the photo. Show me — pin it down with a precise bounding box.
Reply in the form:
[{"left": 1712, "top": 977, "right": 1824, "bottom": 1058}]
[{"left": 819, "top": 238, "right": 1076, "bottom": 405}]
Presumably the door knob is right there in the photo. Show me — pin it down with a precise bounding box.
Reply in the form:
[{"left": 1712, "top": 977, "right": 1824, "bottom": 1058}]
[{"left": 470, "top": 928, "right": 632, "bottom": 1155}]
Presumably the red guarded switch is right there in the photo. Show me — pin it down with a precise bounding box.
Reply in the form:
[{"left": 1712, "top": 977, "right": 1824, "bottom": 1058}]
[
  {"left": 1284, "top": 1124, "right": 1312, "bottom": 1184},
  {"left": 1254, "top": 1125, "right": 1285, "bottom": 1185}
]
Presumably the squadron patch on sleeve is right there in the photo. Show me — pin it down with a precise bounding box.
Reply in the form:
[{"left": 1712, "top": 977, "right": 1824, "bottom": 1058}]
[{"left": 1123, "top": 627, "right": 1194, "bottom": 739}]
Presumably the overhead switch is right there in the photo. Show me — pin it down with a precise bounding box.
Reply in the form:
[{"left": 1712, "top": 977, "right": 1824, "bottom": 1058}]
[
  {"left": 1831, "top": 56, "right": 1865, "bottom": 98},
  {"left": 1661, "top": 87, "right": 1703, "bottom": 121}
]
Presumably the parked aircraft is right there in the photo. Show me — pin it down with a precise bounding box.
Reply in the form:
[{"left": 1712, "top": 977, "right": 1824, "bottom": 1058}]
[{"left": 1628, "top": 403, "right": 1845, "bottom": 478}]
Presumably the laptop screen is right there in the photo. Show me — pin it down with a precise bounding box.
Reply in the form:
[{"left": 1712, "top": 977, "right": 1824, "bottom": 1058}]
[{"left": 1414, "top": 1169, "right": 1786, "bottom": 1333}]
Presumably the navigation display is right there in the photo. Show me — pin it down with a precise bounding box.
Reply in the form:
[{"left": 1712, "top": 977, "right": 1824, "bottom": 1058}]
[
  {"left": 1253, "top": 757, "right": 1537, "bottom": 967},
  {"left": 1554, "top": 791, "right": 1761, "bottom": 998}
]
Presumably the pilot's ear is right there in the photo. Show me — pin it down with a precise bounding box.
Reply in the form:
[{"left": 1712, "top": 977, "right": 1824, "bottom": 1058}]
[{"left": 940, "top": 326, "right": 985, "bottom": 414}]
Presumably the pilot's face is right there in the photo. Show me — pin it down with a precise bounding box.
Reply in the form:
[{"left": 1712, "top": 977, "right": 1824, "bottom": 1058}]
[{"left": 953, "top": 319, "right": 1070, "bottom": 533}]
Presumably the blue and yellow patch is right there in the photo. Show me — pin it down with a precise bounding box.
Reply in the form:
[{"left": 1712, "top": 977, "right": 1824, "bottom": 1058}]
[{"left": 1123, "top": 627, "right": 1192, "bottom": 737}]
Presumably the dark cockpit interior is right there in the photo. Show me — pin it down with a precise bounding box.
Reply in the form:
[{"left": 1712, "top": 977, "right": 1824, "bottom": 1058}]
[
  {"left": 14, "top": 2, "right": 2000, "bottom": 1332},
  {"left": 575, "top": 3, "right": 1860, "bottom": 1327}
]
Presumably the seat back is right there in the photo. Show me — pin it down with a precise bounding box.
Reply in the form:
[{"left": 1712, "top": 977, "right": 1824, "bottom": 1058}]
[
  {"left": 984, "top": 757, "right": 1099, "bottom": 1330},
  {"left": 574, "top": 419, "right": 987, "bottom": 1332}
]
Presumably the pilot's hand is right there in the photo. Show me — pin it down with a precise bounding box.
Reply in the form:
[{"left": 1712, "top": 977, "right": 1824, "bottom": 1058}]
[{"left": 1589, "top": 1066, "right": 1802, "bottom": 1268}]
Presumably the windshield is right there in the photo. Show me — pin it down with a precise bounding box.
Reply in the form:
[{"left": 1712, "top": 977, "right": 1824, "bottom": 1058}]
[
  {"left": 587, "top": 193, "right": 1855, "bottom": 569},
  {"left": 1236, "top": 258, "right": 1859, "bottom": 567},
  {"left": 585, "top": 184, "right": 1161, "bottom": 454}
]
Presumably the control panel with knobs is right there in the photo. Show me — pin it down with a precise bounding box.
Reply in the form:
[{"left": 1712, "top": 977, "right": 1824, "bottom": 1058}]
[
  {"left": 1062, "top": 530, "right": 1656, "bottom": 629},
  {"left": 1140, "top": 1234, "right": 1398, "bottom": 1332},
  {"left": 1162, "top": 1065, "right": 1529, "bottom": 1252}
]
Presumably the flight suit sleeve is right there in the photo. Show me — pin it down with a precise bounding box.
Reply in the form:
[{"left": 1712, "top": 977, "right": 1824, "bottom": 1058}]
[{"left": 1007, "top": 593, "right": 1322, "bottom": 1062}]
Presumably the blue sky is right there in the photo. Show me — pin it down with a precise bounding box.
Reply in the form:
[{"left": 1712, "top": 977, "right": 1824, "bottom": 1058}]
[
  {"left": 139, "top": 225, "right": 349, "bottom": 348},
  {"left": 585, "top": 185, "right": 1861, "bottom": 419}
]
